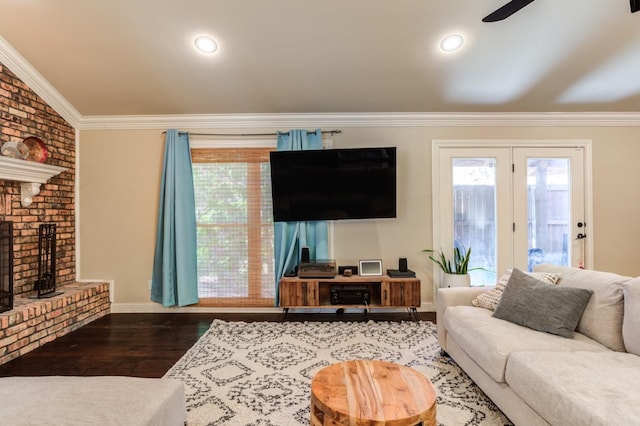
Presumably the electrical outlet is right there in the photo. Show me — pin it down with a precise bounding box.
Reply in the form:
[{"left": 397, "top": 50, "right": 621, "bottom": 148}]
[{"left": 148, "top": 279, "right": 152, "bottom": 290}]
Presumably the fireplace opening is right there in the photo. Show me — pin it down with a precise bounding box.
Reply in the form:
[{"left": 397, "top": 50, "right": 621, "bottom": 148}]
[
  {"left": 32, "top": 223, "right": 61, "bottom": 299},
  {"left": 0, "top": 221, "right": 13, "bottom": 313}
]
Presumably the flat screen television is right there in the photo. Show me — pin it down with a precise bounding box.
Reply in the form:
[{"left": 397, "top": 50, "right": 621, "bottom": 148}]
[{"left": 269, "top": 147, "right": 396, "bottom": 222}]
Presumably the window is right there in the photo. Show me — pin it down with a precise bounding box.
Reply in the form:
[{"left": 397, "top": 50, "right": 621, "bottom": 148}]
[{"left": 191, "top": 147, "right": 275, "bottom": 306}]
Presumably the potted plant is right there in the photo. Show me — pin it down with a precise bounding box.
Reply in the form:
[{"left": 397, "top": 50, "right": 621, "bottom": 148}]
[{"left": 423, "top": 244, "right": 479, "bottom": 287}]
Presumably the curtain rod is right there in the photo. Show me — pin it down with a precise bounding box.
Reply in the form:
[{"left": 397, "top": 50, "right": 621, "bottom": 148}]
[{"left": 162, "top": 130, "right": 342, "bottom": 137}]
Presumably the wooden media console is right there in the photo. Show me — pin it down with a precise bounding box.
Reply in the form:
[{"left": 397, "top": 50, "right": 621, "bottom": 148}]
[{"left": 279, "top": 275, "right": 420, "bottom": 319}]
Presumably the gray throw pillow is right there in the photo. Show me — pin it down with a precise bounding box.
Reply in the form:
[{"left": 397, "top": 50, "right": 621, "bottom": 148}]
[{"left": 493, "top": 268, "right": 593, "bottom": 338}]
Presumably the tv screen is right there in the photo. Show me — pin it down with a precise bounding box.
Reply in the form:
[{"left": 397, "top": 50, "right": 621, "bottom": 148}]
[{"left": 269, "top": 147, "right": 397, "bottom": 222}]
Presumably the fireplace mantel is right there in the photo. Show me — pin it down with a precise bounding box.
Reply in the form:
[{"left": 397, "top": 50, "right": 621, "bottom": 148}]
[{"left": 0, "top": 156, "right": 66, "bottom": 206}]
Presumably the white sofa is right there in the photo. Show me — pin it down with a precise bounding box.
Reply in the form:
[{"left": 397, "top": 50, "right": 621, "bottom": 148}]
[{"left": 436, "top": 264, "right": 640, "bottom": 426}]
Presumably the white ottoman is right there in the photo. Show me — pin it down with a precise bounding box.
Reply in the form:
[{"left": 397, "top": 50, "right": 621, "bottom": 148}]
[{"left": 0, "top": 376, "right": 186, "bottom": 425}]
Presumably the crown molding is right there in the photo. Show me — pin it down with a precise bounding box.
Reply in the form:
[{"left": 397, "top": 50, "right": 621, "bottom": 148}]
[
  {"left": 2, "top": 36, "right": 639, "bottom": 131},
  {"left": 0, "top": 36, "right": 82, "bottom": 129},
  {"left": 78, "top": 111, "right": 640, "bottom": 131}
]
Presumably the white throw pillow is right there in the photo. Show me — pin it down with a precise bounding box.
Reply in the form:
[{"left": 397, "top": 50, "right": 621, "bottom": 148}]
[
  {"left": 472, "top": 269, "right": 560, "bottom": 311},
  {"left": 534, "top": 264, "right": 629, "bottom": 352}
]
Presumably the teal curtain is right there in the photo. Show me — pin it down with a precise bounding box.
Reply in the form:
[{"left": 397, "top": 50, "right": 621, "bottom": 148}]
[
  {"left": 274, "top": 129, "right": 329, "bottom": 306},
  {"left": 151, "top": 129, "right": 199, "bottom": 307}
]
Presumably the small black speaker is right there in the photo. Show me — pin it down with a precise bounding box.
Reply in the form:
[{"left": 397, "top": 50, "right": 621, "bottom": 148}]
[
  {"left": 399, "top": 257, "right": 408, "bottom": 272},
  {"left": 301, "top": 247, "right": 310, "bottom": 263}
]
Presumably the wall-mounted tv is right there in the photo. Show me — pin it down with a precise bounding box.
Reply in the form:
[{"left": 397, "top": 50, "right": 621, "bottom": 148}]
[{"left": 269, "top": 147, "right": 396, "bottom": 222}]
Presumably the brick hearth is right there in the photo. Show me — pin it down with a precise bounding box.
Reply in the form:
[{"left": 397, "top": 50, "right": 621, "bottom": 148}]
[{"left": 0, "top": 282, "right": 110, "bottom": 365}]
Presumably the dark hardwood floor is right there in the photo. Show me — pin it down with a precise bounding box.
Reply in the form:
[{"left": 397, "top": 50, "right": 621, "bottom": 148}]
[{"left": 0, "top": 311, "right": 435, "bottom": 378}]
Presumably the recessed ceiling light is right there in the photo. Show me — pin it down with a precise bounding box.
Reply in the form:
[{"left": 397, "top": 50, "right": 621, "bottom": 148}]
[
  {"left": 194, "top": 36, "right": 218, "bottom": 54},
  {"left": 440, "top": 34, "right": 464, "bottom": 52}
]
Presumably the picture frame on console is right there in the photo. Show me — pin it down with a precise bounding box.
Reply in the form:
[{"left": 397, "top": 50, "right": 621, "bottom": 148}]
[{"left": 359, "top": 259, "right": 383, "bottom": 276}]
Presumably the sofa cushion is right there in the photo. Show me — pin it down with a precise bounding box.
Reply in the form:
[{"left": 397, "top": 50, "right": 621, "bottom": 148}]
[
  {"left": 443, "top": 305, "right": 607, "bottom": 383},
  {"left": 471, "top": 269, "right": 560, "bottom": 311},
  {"left": 623, "top": 276, "right": 640, "bottom": 355},
  {"left": 534, "top": 264, "right": 629, "bottom": 351},
  {"left": 493, "top": 268, "right": 593, "bottom": 338},
  {"left": 506, "top": 351, "right": 640, "bottom": 426}
]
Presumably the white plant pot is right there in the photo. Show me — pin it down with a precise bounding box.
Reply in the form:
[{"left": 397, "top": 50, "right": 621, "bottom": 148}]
[{"left": 442, "top": 273, "right": 471, "bottom": 288}]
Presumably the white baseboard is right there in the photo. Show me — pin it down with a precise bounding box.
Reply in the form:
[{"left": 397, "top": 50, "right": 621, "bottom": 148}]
[
  {"left": 111, "top": 302, "right": 436, "bottom": 314},
  {"left": 421, "top": 302, "right": 435, "bottom": 312},
  {"left": 80, "top": 277, "right": 435, "bottom": 314},
  {"left": 110, "top": 303, "right": 282, "bottom": 313}
]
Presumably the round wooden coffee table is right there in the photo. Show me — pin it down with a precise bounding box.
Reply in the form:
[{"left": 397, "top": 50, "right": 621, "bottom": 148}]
[{"left": 310, "top": 359, "right": 437, "bottom": 426}]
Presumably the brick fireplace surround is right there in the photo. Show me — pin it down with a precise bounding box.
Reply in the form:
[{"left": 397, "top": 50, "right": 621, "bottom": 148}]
[
  {"left": 0, "top": 282, "right": 110, "bottom": 365},
  {"left": 0, "top": 64, "right": 110, "bottom": 365}
]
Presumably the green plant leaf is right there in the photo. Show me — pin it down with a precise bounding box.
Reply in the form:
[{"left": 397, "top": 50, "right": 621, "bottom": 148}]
[{"left": 423, "top": 244, "right": 485, "bottom": 275}]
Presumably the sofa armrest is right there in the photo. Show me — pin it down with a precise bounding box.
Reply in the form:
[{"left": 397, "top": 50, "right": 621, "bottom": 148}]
[{"left": 436, "top": 286, "right": 494, "bottom": 352}]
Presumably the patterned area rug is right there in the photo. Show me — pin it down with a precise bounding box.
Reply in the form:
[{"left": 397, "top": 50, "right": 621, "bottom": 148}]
[{"left": 164, "top": 319, "right": 511, "bottom": 425}]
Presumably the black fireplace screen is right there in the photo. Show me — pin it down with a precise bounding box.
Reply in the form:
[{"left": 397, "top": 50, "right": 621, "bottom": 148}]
[
  {"left": 0, "top": 221, "right": 13, "bottom": 313},
  {"left": 34, "top": 223, "right": 59, "bottom": 298}
]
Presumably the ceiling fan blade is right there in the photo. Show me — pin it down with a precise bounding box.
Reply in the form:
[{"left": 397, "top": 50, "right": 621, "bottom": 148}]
[
  {"left": 632, "top": 0, "right": 640, "bottom": 13},
  {"left": 482, "top": 0, "right": 536, "bottom": 22}
]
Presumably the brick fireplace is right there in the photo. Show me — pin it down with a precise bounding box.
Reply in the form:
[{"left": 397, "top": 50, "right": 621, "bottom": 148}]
[
  {"left": 0, "top": 63, "right": 110, "bottom": 364},
  {"left": 0, "top": 64, "right": 75, "bottom": 297}
]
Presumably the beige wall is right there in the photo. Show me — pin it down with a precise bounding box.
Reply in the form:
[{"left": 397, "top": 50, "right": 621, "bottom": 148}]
[{"left": 78, "top": 126, "right": 640, "bottom": 309}]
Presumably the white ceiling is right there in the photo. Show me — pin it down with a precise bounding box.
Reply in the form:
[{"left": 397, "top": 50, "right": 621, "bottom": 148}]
[{"left": 0, "top": 0, "right": 639, "bottom": 119}]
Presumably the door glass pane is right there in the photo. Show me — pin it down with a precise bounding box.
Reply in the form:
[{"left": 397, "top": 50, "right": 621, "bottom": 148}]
[
  {"left": 452, "top": 158, "right": 497, "bottom": 286},
  {"left": 527, "top": 158, "right": 570, "bottom": 270}
]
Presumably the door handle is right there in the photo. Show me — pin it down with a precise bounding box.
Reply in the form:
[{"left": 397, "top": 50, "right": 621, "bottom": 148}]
[{"left": 576, "top": 222, "right": 587, "bottom": 239}]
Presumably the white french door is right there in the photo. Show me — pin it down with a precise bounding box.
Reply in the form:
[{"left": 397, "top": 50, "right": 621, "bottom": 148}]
[
  {"left": 512, "top": 147, "right": 585, "bottom": 272},
  {"left": 435, "top": 148, "right": 512, "bottom": 286},
  {"left": 433, "top": 142, "right": 589, "bottom": 286}
]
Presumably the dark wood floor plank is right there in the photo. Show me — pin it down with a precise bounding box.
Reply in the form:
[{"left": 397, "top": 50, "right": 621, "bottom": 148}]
[{"left": 0, "top": 311, "right": 435, "bottom": 378}]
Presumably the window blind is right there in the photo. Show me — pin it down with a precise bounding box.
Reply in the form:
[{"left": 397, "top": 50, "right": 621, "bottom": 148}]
[{"left": 191, "top": 147, "right": 275, "bottom": 307}]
